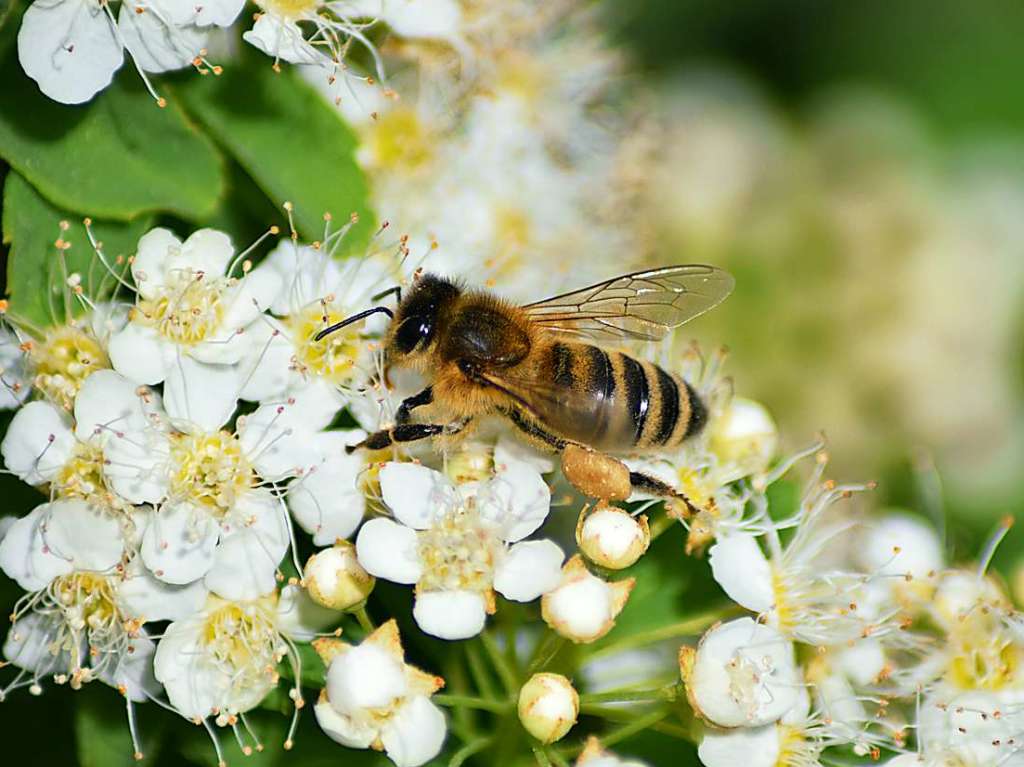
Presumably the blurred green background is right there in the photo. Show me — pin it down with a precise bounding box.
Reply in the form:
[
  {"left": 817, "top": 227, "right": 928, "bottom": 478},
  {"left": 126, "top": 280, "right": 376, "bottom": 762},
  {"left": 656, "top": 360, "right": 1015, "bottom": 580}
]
[{"left": 1, "top": 1, "right": 1023, "bottom": 765}]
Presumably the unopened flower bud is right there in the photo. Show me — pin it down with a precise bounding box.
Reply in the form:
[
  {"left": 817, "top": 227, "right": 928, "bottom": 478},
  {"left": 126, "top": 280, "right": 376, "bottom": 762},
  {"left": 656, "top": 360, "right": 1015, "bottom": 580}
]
[
  {"left": 541, "top": 556, "right": 633, "bottom": 643},
  {"left": 304, "top": 542, "right": 375, "bottom": 611},
  {"left": 709, "top": 397, "right": 778, "bottom": 476},
  {"left": 517, "top": 672, "right": 578, "bottom": 744},
  {"left": 576, "top": 505, "right": 650, "bottom": 570}
]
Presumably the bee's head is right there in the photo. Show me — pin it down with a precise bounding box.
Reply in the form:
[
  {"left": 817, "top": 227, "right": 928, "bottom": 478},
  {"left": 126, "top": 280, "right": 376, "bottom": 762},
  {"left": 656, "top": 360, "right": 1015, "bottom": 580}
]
[{"left": 386, "top": 274, "right": 461, "bottom": 362}]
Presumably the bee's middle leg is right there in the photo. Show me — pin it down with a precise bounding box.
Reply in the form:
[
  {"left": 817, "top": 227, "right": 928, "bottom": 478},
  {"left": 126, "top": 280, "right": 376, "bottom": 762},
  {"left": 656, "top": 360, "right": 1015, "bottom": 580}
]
[
  {"left": 395, "top": 386, "right": 433, "bottom": 425},
  {"left": 347, "top": 417, "right": 471, "bottom": 453}
]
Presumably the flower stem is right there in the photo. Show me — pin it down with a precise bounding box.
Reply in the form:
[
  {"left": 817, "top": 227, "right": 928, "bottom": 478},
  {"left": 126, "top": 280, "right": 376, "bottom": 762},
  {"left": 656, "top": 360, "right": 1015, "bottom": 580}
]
[
  {"left": 481, "top": 631, "right": 519, "bottom": 694},
  {"left": 353, "top": 606, "right": 375, "bottom": 634},
  {"left": 598, "top": 706, "right": 673, "bottom": 749},
  {"left": 579, "top": 683, "right": 680, "bottom": 708},
  {"left": 465, "top": 642, "right": 499, "bottom": 700},
  {"left": 449, "top": 736, "right": 494, "bottom": 767},
  {"left": 586, "top": 605, "right": 735, "bottom": 661},
  {"left": 532, "top": 746, "right": 553, "bottom": 767},
  {"left": 434, "top": 694, "right": 511, "bottom": 714},
  {"left": 576, "top": 704, "right": 692, "bottom": 741},
  {"left": 545, "top": 746, "right": 571, "bottom": 767},
  {"left": 525, "top": 631, "right": 567, "bottom": 676}
]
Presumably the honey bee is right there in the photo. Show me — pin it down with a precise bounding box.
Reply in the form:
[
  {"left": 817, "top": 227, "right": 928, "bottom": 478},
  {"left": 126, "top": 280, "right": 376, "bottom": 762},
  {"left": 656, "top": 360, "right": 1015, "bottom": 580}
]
[{"left": 316, "top": 265, "right": 734, "bottom": 505}]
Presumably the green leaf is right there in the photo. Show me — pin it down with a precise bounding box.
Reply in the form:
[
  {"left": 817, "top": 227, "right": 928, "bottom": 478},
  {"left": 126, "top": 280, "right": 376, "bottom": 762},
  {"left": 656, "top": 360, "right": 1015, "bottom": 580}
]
[
  {"left": 2, "top": 171, "right": 151, "bottom": 328},
  {"left": 176, "top": 57, "right": 374, "bottom": 248},
  {"left": 75, "top": 685, "right": 164, "bottom": 766},
  {"left": 0, "top": 28, "right": 224, "bottom": 221}
]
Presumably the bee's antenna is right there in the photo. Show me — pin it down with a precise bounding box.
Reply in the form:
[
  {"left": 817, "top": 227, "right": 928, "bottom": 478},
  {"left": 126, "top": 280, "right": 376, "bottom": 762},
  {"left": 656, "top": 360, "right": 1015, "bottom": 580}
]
[
  {"left": 314, "top": 306, "right": 394, "bottom": 341},
  {"left": 372, "top": 285, "right": 402, "bottom": 303}
]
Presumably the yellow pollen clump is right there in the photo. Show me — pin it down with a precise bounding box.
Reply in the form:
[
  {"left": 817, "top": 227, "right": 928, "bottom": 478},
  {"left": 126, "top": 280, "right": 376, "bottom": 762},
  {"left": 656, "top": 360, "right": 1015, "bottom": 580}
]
[
  {"left": 946, "top": 620, "right": 1021, "bottom": 691},
  {"left": 136, "top": 271, "right": 228, "bottom": 346},
  {"left": 170, "top": 431, "right": 253, "bottom": 512},
  {"left": 32, "top": 325, "right": 110, "bottom": 410},
  {"left": 288, "top": 305, "right": 361, "bottom": 385},
  {"left": 55, "top": 443, "right": 112, "bottom": 505},
  {"left": 366, "top": 108, "right": 434, "bottom": 171},
  {"left": 417, "top": 504, "right": 497, "bottom": 593}
]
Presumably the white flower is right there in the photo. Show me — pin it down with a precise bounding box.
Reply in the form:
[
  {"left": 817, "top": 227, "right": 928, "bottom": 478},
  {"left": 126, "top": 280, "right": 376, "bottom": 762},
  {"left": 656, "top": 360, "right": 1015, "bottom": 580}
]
[
  {"left": 154, "top": 589, "right": 320, "bottom": 722},
  {"left": 541, "top": 555, "right": 634, "bottom": 644},
  {"left": 109, "top": 228, "right": 281, "bottom": 411},
  {"left": 1, "top": 370, "right": 163, "bottom": 508},
  {"left": 517, "top": 672, "right": 579, "bottom": 744},
  {"left": 917, "top": 687, "right": 1024, "bottom": 767},
  {"left": 314, "top": 619, "right": 445, "bottom": 767},
  {"left": 0, "top": 500, "right": 203, "bottom": 699},
  {"left": 681, "top": 617, "right": 802, "bottom": 728},
  {"left": 356, "top": 461, "right": 563, "bottom": 640},
  {"left": 346, "top": 0, "right": 462, "bottom": 43}
]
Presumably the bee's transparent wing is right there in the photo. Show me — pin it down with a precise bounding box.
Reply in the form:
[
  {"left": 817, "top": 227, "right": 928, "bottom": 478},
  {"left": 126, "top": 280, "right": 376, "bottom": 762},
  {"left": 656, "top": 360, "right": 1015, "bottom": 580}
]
[{"left": 522, "top": 265, "right": 734, "bottom": 343}]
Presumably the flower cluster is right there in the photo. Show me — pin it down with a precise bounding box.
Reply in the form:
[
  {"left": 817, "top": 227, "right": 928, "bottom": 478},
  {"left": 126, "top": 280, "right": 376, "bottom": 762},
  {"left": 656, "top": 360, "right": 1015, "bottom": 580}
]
[{"left": 1, "top": 221, "right": 1023, "bottom": 766}]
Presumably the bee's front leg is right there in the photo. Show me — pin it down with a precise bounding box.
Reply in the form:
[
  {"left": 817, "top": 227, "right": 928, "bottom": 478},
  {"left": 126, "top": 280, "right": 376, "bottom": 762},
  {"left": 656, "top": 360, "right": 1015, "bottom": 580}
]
[
  {"left": 395, "top": 386, "right": 434, "bottom": 425},
  {"left": 346, "top": 417, "right": 471, "bottom": 453}
]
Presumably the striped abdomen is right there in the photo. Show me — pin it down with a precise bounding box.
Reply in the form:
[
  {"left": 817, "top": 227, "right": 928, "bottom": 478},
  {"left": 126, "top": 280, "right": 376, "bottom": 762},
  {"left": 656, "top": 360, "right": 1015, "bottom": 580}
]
[{"left": 538, "top": 342, "right": 706, "bottom": 452}]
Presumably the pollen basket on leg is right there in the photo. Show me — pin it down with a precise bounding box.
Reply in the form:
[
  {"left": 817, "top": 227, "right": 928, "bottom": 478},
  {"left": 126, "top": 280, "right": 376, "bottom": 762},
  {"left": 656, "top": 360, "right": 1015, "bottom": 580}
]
[
  {"left": 136, "top": 270, "right": 230, "bottom": 346},
  {"left": 169, "top": 431, "right": 254, "bottom": 512},
  {"left": 417, "top": 503, "right": 499, "bottom": 593}
]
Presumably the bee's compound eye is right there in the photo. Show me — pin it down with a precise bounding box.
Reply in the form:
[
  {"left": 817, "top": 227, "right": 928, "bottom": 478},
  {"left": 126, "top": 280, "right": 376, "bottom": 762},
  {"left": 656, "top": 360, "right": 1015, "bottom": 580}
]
[{"left": 395, "top": 315, "right": 432, "bottom": 353}]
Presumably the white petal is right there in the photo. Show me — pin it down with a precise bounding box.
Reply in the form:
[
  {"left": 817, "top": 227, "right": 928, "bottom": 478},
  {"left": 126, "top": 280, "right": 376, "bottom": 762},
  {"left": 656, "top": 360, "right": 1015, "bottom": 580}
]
[
  {"left": 382, "top": 696, "right": 447, "bottom": 767},
  {"left": 0, "top": 328, "right": 31, "bottom": 409},
  {"left": 314, "top": 698, "right": 377, "bottom": 749},
  {"left": 118, "top": 565, "right": 208, "bottom": 621},
  {"left": 413, "top": 590, "right": 487, "bottom": 640},
  {"left": 708, "top": 533, "right": 774, "bottom": 613},
  {"left": 326, "top": 641, "right": 408, "bottom": 714},
  {"left": 493, "top": 434, "right": 555, "bottom": 475},
  {"left": 102, "top": 425, "right": 171, "bottom": 505},
  {"left": 132, "top": 228, "right": 181, "bottom": 297},
  {"left": 1, "top": 401, "right": 75, "bottom": 484},
  {"left": 154, "top": 613, "right": 222, "bottom": 719},
  {"left": 3, "top": 613, "right": 63, "bottom": 677},
  {"left": 243, "top": 15, "right": 321, "bottom": 65},
  {"left": 0, "top": 505, "right": 70, "bottom": 590},
  {"left": 108, "top": 322, "right": 170, "bottom": 384},
  {"left": 698, "top": 725, "right": 780, "bottom": 767},
  {"left": 163, "top": 354, "right": 240, "bottom": 432},
  {"left": 98, "top": 632, "right": 161, "bottom": 702},
  {"left": 42, "top": 499, "right": 124, "bottom": 573},
  {"left": 856, "top": 513, "right": 943, "bottom": 579},
  {"left": 117, "top": 3, "right": 205, "bottom": 73},
  {"left": 349, "top": 0, "right": 462, "bottom": 42},
  {"left": 355, "top": 518, "right": 423, "bottom": 585},
  {"left": 190, "top": 0, "right": 245, "bottom": 26},
  {"left": 494, "top": 540, "right": 564, "bottom": 602},
  {"left": 141, "top": 501, "right": 218, "bottom": 584},
  {"left": 287, "top": 432, "right": 367, "bottom": 545},
  {"left": 73, "top": 369, "right": 154, "bottom": 441},
  {"left": 236, "top": 318, "right": 293, "bottom": 401},
  {"left": 479, "top": 464, "right": 551, "bottom": 542},
  {"left": 178, "top": 228, "right": 233, "bottom": 277},
  {"left": 18, "top": 0, "right": 124, "bottom": 104},
  {"left": 219, "top": 268, "right": 282, "bottom": 333},
  {"left": 379, "top": 462, "right": 455, "bottom": 530},
  {"left": 205, "top": 497, "right": 287, "bottom": 600}
]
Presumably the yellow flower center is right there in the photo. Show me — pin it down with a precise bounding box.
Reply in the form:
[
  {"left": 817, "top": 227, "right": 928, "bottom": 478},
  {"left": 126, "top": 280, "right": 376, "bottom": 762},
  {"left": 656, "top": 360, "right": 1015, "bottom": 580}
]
[
  {"left": 261, "top": 0, "right": 318, "bottom": 20},
  {"left": 32, "top": 326, "right": 110, "bottom": 410},
  {"left": 170, "top": 431, "right": 253, "bottom": 512},
  {"left": 418, "top": 503, "right": 497, "bottom": 593},
  {"left": 774, "top": 725, "right": 812, "bottom": 766},
  {"left": 55, "top": 443, "right": 111, "bottom": 506},
  {"left": 444, "top": 443, "right": 494, "bottom": 485},
  {"left": 53, "top": 572, "right": 120, "bottom": 634},
  {"left": 202, "top": 596, "right": 281, "bottom": 676},
  {"left": 136, "top": 270, "right": 228, "bottom": 346},
  {"left": 946, "top": 619, "right": 1022, "bottom": 691},
  {"left": 287, "top": 305, "right": 362, "bottom": 385},
  {"left": 366, "top": 108, "right": 434, "bottom": 171}
]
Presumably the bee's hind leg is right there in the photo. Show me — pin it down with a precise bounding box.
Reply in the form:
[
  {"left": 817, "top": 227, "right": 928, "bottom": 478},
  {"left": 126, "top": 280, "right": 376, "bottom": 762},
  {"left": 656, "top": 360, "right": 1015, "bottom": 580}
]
[{"left": 347, "top": 417, "right": 471, "bottom": 453}]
